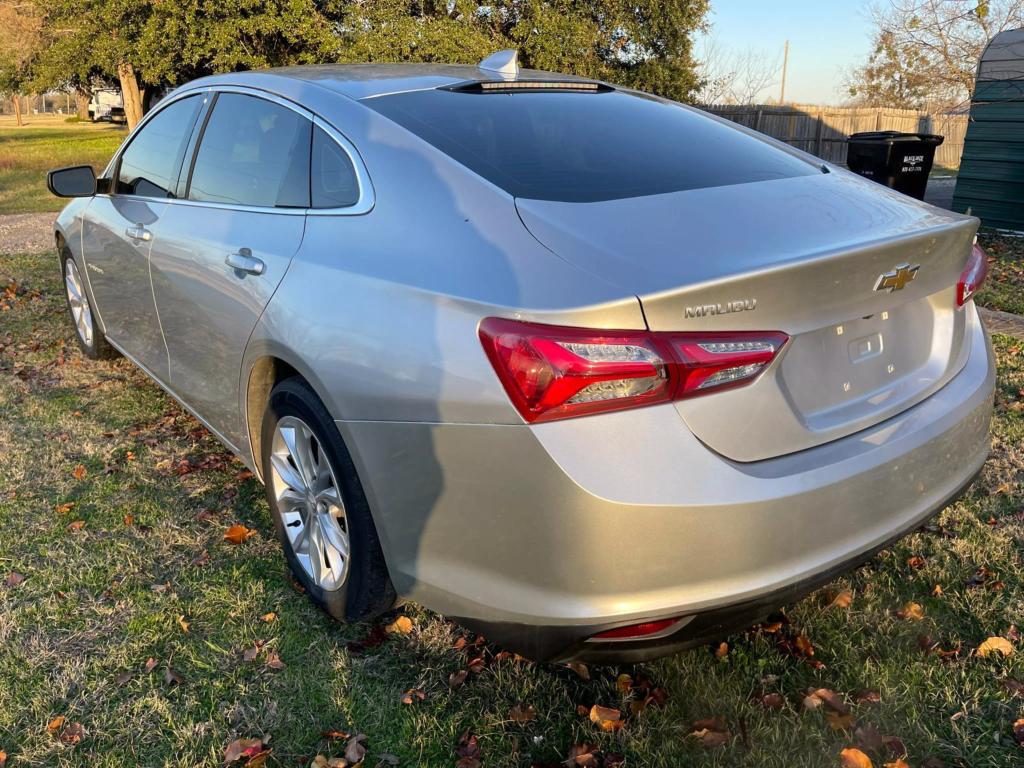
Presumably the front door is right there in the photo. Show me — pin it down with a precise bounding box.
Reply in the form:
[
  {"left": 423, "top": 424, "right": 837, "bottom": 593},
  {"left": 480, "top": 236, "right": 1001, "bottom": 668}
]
[
  {"left": 149, "top": 91, "right": 311, "bottom": 447},
  {"left": 81, "top": 93, "right": 205, "bottom": 382}
]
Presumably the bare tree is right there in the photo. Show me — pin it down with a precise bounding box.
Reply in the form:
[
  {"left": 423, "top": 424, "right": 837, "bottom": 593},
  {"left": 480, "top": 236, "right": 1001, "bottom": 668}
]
[
  {"left": 0, "top": 1, "right": 44, "bottom": 125},
  {"left": 696, "top": 33, "right": 782, "bottom": 104},
  {"left": 850, "top": 0, "right": 1024, "bottom": 111}
]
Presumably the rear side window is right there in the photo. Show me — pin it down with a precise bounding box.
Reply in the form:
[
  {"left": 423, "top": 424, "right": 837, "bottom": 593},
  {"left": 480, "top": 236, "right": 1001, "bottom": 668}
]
[
  {"left": 311, "top": 126, "right": 359, "bottom": 208},
  {"left": 366, "top": 89, "right": 819, "bottom": 203},
  {"left": 116, "top": 95, "right": 202, "bottom": 198},
  {"left": 188, "top": 93, "right": 311, "bottom": 208}
]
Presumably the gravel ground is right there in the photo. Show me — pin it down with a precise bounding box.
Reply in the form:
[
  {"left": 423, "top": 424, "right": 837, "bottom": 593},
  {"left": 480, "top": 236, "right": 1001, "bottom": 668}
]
[{"left": 0, "top": 212, "right": 55, "bottom": 254}]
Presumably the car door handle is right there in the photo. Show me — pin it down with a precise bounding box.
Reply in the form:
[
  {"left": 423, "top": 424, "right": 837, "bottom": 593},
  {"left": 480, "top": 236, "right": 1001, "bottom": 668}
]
[
  {"left": 125, "top": 224, "right": 152, "bottom": 242},
  {"left": 225, "top": 249, "right": 265, "bottom": 276}
]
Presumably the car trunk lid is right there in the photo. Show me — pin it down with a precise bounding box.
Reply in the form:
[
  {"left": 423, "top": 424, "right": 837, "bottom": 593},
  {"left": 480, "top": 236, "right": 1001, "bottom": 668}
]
[{"left": 515, "top": 171, "right": 979, "bottom": 461}]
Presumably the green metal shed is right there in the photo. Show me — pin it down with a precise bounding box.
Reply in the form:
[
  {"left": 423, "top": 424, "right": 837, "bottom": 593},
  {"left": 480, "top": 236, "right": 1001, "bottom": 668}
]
[{"left": 952, "top": 27, "right": 1024, "bottom": 232}]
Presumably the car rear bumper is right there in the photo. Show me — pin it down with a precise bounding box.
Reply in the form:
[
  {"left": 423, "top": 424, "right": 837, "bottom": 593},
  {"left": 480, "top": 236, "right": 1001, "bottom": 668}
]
[{"left": 340, "top": 306, "right": 995, "bottom": 662}]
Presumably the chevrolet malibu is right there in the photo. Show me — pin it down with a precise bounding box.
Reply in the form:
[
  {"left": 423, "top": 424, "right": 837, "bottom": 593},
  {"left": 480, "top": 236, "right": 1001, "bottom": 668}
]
[{"left": 47, "top": 52, "right": 994, "bottom": 662}]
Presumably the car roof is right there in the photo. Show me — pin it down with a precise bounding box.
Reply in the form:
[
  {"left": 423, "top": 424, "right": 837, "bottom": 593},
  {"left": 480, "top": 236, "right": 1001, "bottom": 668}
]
[{"left": 187, "top": 63, "right": 598, "bottom": 101}]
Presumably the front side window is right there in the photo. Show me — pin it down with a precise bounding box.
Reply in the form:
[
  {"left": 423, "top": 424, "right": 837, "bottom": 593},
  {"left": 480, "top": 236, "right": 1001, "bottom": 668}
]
[
  {"left": 116, "top": 95, "right": 202, "bottom": 198},
  {"left": 188, "top": 93, "right": 311, "bottom": 208}
]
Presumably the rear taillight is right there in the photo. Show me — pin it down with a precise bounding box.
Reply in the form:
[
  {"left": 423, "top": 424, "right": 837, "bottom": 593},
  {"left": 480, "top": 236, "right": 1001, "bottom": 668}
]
[
  {"left": 957, "top": 243, "right": 989, "bottom": 307},
  {"left": 479, "top": 318, "right": 788, "bottom": 423}
]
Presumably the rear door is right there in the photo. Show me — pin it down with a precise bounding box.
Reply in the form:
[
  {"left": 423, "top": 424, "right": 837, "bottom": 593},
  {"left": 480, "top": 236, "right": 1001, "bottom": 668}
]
[
  {"left": 148, "top": 89, "right": 311, "bottom": 447},
  {"left": 82, "top": 93, "right": 205, "bottom": 382}
]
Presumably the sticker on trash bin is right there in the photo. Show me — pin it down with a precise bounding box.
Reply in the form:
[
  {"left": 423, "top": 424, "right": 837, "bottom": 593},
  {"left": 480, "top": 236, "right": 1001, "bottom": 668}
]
[{"left": 901, "top": 154, "right": 925, "bottom": 172}]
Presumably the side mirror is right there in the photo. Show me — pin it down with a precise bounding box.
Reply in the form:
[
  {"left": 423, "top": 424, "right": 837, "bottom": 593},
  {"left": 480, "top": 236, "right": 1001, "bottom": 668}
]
[{"left": 47, "top": 165, "right": 97, "bottom": 198}]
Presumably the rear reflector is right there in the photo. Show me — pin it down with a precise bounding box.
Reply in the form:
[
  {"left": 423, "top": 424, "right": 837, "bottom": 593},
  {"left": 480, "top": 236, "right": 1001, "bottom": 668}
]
[
  {"left": 590, "top": 617, "right": 681, "bottom": 640},
  {"left": 957, "top": 243, "right": 989, "bottom": 307},
  {"left": 479, "top": 318, "right": 788, "bottom": 423}
]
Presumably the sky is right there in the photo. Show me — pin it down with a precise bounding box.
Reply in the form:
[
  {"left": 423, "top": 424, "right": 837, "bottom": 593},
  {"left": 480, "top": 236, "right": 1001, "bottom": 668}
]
[{"left": 700, "top": 0, "right": 877, "bottom": 104}]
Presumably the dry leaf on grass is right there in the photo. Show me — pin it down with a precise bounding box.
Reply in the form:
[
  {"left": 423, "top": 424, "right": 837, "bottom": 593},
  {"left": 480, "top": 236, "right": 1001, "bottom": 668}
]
[
  {"left": 4, "top": 572, "right": 24, "bottom": 588},
  {"left": 689, "top": 718, "right": 730, "bottom": 748},
  {"left": 144, "top": 657, "right": 158, "bottom": 673},
  {"left": 260, "top": 612, "right": 277, "bottom": 623},
  {"left": 978, "top": 636, "right": 1014, "bottom": 657},
  {"left": 46, "top": 716, "right": 66, "bottom": 734},
  {"left": 449, "top": 669, "right": 469, "bottom": 689},
  {"left": 399, "top": 688, "right": 425, "bottom": 705},
  {"left": 828, "top": 589, "right": 853, "bottom": 609},
  {"left": 509, "top": 703, "right": 536, "bottom": 723},
  {"left": 59, "top": 722, "right": 85, "bottom": 746},
  {"left": 67, "top": 520, "right": 86, "bottom": 532},
  {"left": 177, "top": 615, "right": 190, "bottom": 633},
  {"left": 55, "top": 502, "right": 74, "bottom": 514},
  {"left": 385, "top": 615, "right": 413, "bottom": 635},
  {"left": 72, "top": 464, "right": 86, "bottom": 480},
  {"left": 566, "top": 661, "right": 590, "bottom": 680},
  {"left": 345, "top": 733, "right": 367, "bottom": 764},
  {"left": 840, "top": 748, "right": 874, "bottom": 768},
  {"left": 896, "top": 602, "right": 925, "bottom": 620},
  {"left": 223, "top": 524, "right": 256, "bottom": 545},
  {"left": 223, "top": 737, "right": 265, "bottom": 764},
  {"left": 589, "top": 705, "right": 624, "bottom": 732}
]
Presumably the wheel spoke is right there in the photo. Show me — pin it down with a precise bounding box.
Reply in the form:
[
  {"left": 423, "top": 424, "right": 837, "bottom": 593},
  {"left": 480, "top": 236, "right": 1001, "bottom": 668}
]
[
  {"left": 319, "top": 515, "right": 350, "bottom": 562},
  {"left": 307, "top": 517, "right": 324, "bottom": 585},
  {"left": 270, "top": 451, "right": 305, "bottom": 494},
  {"left": 317, "top": 485, "right": 344, "bottom": 512}
]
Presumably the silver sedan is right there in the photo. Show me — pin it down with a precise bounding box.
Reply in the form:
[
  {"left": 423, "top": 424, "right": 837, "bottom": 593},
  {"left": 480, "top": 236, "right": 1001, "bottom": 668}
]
[{"left": 48, "top": 51, "right": 994, "bottom": 662}]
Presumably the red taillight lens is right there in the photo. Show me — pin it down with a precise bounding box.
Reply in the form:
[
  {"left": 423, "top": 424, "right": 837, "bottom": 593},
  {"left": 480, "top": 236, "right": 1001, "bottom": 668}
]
[
  {"left": 668, "top": 332, "right": 791, "bottom": 398},
  {"left": 479, "top": 319, "right": 788, "bottom": 423},
  {"left": 591, "top": 617, "right": 681, "bottom": 640},
  {"left": 478, "top": 318, "right": 672, "bottom": 422},
  {"left": 957, "top": 243, "right": 989, "bottom": 307}
]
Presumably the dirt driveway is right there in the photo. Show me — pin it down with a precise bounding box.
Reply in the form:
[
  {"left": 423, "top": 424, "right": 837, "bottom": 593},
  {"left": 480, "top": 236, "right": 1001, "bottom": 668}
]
[{"left": 0, "top": 212, "right": 55, "bottom": 254}]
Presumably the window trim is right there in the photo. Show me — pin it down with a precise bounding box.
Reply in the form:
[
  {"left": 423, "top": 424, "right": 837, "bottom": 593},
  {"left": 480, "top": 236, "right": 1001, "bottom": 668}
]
[{"left": 101, "top": 84, "right": 375, "bottom": 217}]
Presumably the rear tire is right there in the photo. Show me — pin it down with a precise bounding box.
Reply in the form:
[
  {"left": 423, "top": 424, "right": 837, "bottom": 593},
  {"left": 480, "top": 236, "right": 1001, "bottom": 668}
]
[
  {"left": 261, "top": 377, "right": 395, "bottom": 622},
  {"left": 60, "top": 247, "right": 117, "bottom": 360}
]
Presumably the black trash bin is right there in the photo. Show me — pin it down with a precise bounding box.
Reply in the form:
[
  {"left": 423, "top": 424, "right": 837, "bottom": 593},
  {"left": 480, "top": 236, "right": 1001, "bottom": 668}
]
[{"left": 846, "top": 131, "right": 944, "bottom": 200}]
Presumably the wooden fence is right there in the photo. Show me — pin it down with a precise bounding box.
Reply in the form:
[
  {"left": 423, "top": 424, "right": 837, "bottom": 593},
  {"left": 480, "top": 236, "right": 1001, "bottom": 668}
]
[{"left": 699, "top": 104, "right": 968, "bottom": 170}]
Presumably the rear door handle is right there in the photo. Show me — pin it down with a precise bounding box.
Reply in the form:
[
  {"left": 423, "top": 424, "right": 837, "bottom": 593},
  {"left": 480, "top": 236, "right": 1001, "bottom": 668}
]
[
  {"left": 125, "top": 224, "right": 152, "bottom": 242},
  {"left": 225, "top": 248, "right": 265, "bottom": 276}
]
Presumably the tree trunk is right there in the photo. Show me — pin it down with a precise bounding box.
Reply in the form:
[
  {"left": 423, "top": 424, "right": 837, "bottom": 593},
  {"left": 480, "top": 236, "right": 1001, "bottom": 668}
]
[
  {"left": 117, "top": 60, "right": 144, "bottom": 129},
  {"left": 12, "top": 93, "right": 22, "bottom": 126},
  {"left": 75, "top": 87, "right": 91, "bottom": 121}
]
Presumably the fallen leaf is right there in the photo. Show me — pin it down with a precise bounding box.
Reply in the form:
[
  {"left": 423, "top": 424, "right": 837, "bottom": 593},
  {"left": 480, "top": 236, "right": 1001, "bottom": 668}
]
[
  {"left": 0, "top": 749, "right": 7, "bottom": 767},
  {"left": 932, "top": 584, "right": 943, "bottom": 596},
  {"left": 177, "top": 615, "right": 190, "bottom": 633},
  {"left": 260, "top": 612, "right": 277, "bottom": 623},
  {"left": 72, "top": 464, "right": 86, "bottom": 480},
  {"left": 320, "top": 730, "right": 350, "bottom": 741},
  {"left": 906, "top": 555, "right": 926, "bottom": 570},
  {"left": 449, "top": 669, "right": 469, "bottom": 689},
  {"left": 978, "top": 636, "right": 1014, "bottom": 658},
  {"left": 144, "top": 657, "right": 158, "bottom": 673},
  {"left": 827, "top": 712, "right": 856, "bottom": 731},
  {"left": 854, "top": 723, "right": 884, "bottom": 751},
  {"left": 123, "top": 514, "right": 134, "bottom": 526},
  {"left": 55, "top": 502, "right": 74, "bottom": 514},
  {"left": 399, "top": 688, "right": 425, "bottom": 705},
  {"left": 509, "top": 703, "right": 536, "bottom": 723},
  {"left": 223, "top": 524, "right": 255, "bottom": 545},
  {"left": 265, "top": 651, "right": 285, "bottom": 670},
  {"left": 616, "top": 673, "right": 633, "bottom": 694},
  {"left": 690, "top": 722, "right": 730, "bottom": 748},
  {"left": 881, "top": 736, "right": 908, "bottom": 758},
  {"left": 896, "top": 602, "right": 924, "bottom": 621},
  {"left": 5, "top": 572, "right": 24, "bottom": 588},
  {"left": 760, "top": 692, "right": 785, "bottom": 709},
  {"left": 47, "top": 716, "right": 66, "bottom": 734},
  {"left": 805, "top": 688, "right": 848, "bottom": 714},
  {"left": 345, "top": 733, "right": 367, "bottom": 764},
  {"left": 1002, "top": 678, "right": 1024, "bottom": 697},
  {"left": 566, "top": 661, "right": 590, "bottom": 680},
  {"left": 60, "top": 722, "right": 85, "bottom": 746},
  {"left": 67, "top": 520, "right": 86, "bottom": 532},
  {"left": 714, "top": 641, "right": 729, "bottom": 658},
  {"left": 243, "top": 749, "right": 270, "bottom": 767},
  {"left": 853, "top": 689, "right": 881, "bottom": 706},
  {"left": 467, "top": 655, "right": 486, "bottom": 673},
  {"left": 191, "top": 551, "right": 211, "bottom": 567},
  {"left": 829, "top": 589, "right": 853, "bottom": 609},
  {"left": 840, "top": 748, "right": 874, "bottom": 768},
  {"left": 164, "top": 666, "right": 183, "bottom": 686},
  {"left": 883, "top": 761, "right": 910, "bottom": 768},
  {"left": 456, "top": 731, "right": 480, "bottom": 760},
  {"left": 385, "top": 615, "right": 413, "bottom": 635},
  {"left": 795, "top": 633, "right": 815, "bottom": 656},
  {"left": 1013, "top": 718, "right": 1024, "bottom": 746},
  {"left": 114, "top": 671, "right": 132, "bottom": 686},
  {"left": 224, "top": 737, "right": 264, "bottom": 764},
  {"left": 589, "top": 704, "right": 624, "bottom": 732},
  {"left": 243, "top": 643, "right": 263, "bottom": 662}
]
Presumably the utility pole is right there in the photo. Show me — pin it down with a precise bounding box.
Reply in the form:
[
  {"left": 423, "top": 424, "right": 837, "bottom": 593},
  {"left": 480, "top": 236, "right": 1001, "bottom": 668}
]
[{"left": 779, "top": 40, "right": 790, "bottom": 104}]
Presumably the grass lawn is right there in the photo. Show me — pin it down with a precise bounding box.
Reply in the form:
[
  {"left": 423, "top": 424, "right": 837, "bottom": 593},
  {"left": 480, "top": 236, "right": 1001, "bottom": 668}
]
[
  {"left": 977, "top": 233, "right": 1024, "bottom": 317},
  {"left": 0, "top": 249, "right": 1023, "bottom": 768},
  {"left": 0, "top": 121, "right": 126, "bottom": 215}
]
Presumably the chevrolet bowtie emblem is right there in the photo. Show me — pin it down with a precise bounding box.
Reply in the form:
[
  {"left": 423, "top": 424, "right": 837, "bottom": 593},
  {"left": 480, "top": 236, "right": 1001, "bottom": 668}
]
[{"left": 874, "top": 263, "right": 919, "bottom": 293}]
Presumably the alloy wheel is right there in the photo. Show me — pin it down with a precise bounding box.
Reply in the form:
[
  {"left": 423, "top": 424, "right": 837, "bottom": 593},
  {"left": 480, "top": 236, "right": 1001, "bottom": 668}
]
[
  {"left": 269, "top": 416, "right": 350, "bottom": 591},
  {"left": 64, "top": 259, "right": 94, "bottom": 348}
]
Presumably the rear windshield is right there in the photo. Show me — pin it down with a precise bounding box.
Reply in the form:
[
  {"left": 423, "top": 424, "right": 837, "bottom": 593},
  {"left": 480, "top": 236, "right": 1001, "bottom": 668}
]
[{"left": 365, "top": 88, "right": 818, "bottom": 202}]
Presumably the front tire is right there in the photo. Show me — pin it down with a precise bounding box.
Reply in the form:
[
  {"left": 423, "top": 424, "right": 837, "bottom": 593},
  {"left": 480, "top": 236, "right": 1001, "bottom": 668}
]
[
  {"left": 60, "top": 248, "right": 116, "bottom": 360},
  {"left": 261, "top": 377, "right": 395, "bottom": 622}
]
